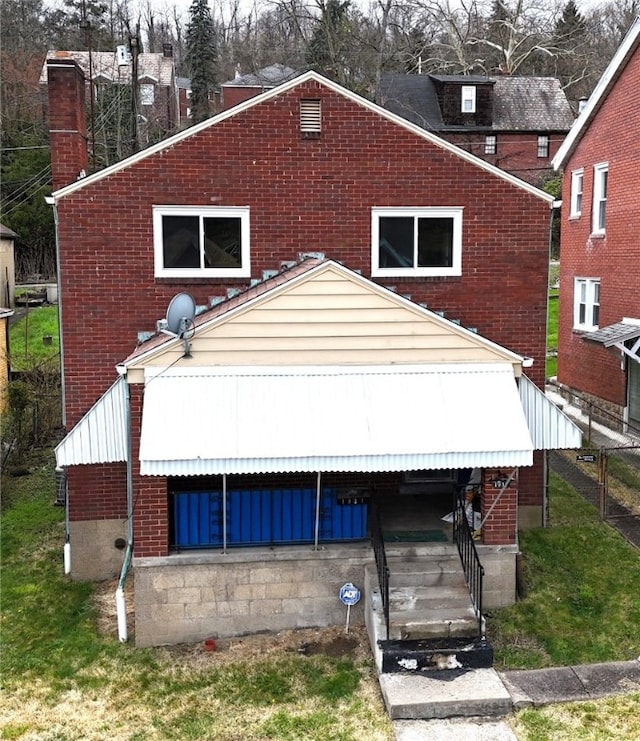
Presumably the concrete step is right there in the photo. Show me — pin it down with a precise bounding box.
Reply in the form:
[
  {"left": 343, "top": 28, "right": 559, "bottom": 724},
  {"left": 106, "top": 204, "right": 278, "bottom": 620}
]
[
  {"left": 389, "top": 566, "right": 466, "bottom": 589},
  {"left": 389, "top": 584, "right": 473, "bottom": 611},
  {"left": 389, "top": 606, "right": 479, "bottom": 641},
  {"left": 379, "top": 669, "right": 512, "bottom": 720},
  {"left": 380, "top": 637, "right": 493, "bottom": 674},
  {"left": 384, "top": 543, "right": 456, "bottom": 559}
]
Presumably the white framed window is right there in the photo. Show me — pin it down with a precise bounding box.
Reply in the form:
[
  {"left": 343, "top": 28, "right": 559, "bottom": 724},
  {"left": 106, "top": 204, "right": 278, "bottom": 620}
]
[
  {"left": 537, "top": 135, "right": 550, "bottom": 158},
  {"left": 592, "top": 163, "right": 608, "bottom": 234},
  {"left": 371, "top": 207, "right": 463, "bottom": 277},
  {"left": 153, "top": 206, "right": 250, "bottom": 278},
  {"left": 570, "top": 169, "right": 583, "bottom": 218},
  {"left": 461, "top": 86, "right": 476, "bottom": 113},
  {"left": 139, "top": 83, "right": 155, "bottom": 106},
  {"left": 573, "top": 277, "right": 600, "bottom": 331},
  {"left": 484, "top": 135, "right": 497, "bottom": 155}
]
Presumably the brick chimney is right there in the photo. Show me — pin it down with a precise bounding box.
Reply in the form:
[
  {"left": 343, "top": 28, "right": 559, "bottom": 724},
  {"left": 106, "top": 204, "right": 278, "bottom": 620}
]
[{"left": 47, "top": 57, "right": 89, "bottom": 191}]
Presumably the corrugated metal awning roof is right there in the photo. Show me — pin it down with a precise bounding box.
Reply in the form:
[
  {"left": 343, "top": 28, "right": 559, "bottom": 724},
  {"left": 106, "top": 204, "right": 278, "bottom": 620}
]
[
  {"left": 55, "top": 377, "right": 128, "bottom": 467},
  {"left": 139, "top": 364, "right": 534, "bottom": 476},
  {"left": 519, "top": 375, "right": 582, "bottom": 450}
]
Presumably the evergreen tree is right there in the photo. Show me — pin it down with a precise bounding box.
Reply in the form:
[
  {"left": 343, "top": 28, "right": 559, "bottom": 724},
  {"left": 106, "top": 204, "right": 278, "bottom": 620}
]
[{"left": 185, "top": 0, "right": 218, "bottom": 124}]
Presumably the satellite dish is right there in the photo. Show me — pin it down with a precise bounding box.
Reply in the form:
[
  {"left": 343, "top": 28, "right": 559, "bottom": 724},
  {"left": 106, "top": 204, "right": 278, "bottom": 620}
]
[
  {"left": 165, "top": 292, "right": 196, "bottom": 336},
  {"left": 164, "top": 292, "right": 196, "bottom": 357}
]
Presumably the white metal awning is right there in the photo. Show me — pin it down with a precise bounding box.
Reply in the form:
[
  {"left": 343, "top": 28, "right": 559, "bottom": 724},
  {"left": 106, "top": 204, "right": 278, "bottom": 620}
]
[
  {"left": 518, "top": 375, "right": 582, "bottom": 450},
  {"left": 138, "top": 364, "right": 535, "bottom": 476},
  {"left": 55, "top": 377, "right": 128, "bottom": 467}
]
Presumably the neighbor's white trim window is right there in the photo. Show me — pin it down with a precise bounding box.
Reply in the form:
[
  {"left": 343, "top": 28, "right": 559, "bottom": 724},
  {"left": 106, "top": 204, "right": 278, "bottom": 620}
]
[
  {"left": 592, "top": 163, "right": 608, "bottom": 234},
  {"left": 371, "top": 207, "right": 463, "bottom": 277},
  {"left": 484, "top": 134, "right": 497, "bottom": 155},
  {"left": 573, "top": 277, "right": 600, "bottom": 331},
  {"left": 570, "top": 169, "right": 584, "bottom": 218},
  {"left": 153, "top": 206, "right": 250, "bottom": 278},
  {"left": 461, "top": 86, "right": 476, "bottom": 113}
]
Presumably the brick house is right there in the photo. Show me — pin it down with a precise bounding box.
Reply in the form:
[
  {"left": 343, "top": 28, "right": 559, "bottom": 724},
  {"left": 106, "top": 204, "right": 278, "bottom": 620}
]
[
  {"left": 379, "top": 73, "right": 575, "bottom": 186},
  {"left": 221, "top": 64, "right": 299, "bottom": 110},
  {"left": 47, "top": 58, "right": 579, "bottom": 648},
  {"left": 552, "top": 18, "right": 640, "bottom": 428}
]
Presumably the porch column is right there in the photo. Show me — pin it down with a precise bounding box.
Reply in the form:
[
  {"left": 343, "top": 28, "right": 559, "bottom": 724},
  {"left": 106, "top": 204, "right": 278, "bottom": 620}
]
[{"left": 481, "top": 468, "right": 518, "bottom": 545}]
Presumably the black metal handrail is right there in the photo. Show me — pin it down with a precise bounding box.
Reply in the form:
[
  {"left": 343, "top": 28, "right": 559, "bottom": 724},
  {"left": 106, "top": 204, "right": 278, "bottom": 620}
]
[
  {"left": 370, "top": 502, "right": 390, "bottom": 640},
  {"left": 452, "top": 489, "right": 485, "bottom": 637}
]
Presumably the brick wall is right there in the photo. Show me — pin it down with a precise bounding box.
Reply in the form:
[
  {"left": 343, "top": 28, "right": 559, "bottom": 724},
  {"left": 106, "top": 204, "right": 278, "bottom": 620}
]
[
  {"left": 481, "top": 468, "right": 518, "bottom": 545},
  {"left": 557, "top": 46, "right": 640, "bottom": 409},
  {"left": 446, "top": 131, "right": 564, "bottom": 187}
]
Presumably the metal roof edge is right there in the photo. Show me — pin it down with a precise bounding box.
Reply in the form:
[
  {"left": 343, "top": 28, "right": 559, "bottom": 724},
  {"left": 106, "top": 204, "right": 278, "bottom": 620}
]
[{"left": 552, "top": 16, "right": 640, "bottom": 170}]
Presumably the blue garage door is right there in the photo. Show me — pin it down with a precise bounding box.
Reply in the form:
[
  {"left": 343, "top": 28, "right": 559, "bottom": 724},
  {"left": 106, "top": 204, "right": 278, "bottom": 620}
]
[{"left": 172, "top": 488, "right": 368, "bottom": 548}]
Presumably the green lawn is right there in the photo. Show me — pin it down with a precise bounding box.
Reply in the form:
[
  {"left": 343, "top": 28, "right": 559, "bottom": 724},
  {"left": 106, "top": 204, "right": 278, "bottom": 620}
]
[
  {"left": 8, "top": 305, "right": 60, "bottom": 371},
  {"left": 546, "top": 289, "right": 559, "bottom": 380},
  {"left": 489, "top": 470, "right": 640, "bottom": 669}
]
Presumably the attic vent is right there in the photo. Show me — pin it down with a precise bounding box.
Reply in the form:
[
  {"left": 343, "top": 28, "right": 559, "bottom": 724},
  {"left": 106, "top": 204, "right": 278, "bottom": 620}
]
[{"left": 300, "top": 99, "right": 321, "bottom": 136}]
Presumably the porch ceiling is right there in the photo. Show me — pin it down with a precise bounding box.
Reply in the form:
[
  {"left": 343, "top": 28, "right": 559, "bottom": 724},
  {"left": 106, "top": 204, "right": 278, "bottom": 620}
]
[{"left": 138, "top": 363, "right": 534, "bottom": 476}]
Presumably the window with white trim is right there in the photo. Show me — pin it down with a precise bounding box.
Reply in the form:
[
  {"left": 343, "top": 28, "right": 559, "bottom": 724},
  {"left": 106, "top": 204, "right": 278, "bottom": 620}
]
[
  {"left": 461, "top": 86, "right": 476, "bottom": 113},
  {"left": 570, "top": 169, "right": 583, "bottom": 218},
  {"left": 484, "top": 135, "right": 497, "bottom": 155},
  {"left": 573, "top": 277, "right": 600, "bottom": 331},
  {"left": 592, "top": 163, "right": 608, "bottom": 234},
  {"left": 372, "top": 207, "right": 463, "bottom": 277},
  {"left": 537, "top": 135, "right": 550, "bottom": 158},
  {"left": 153, "top": 206, "right": 250, "bottom": 278}
]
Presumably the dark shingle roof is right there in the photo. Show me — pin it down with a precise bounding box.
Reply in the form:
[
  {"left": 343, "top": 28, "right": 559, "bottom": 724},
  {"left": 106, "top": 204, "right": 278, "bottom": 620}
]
[
  {"left": 223, "top": 64, "right": 299, "bottom": 88},
  {"left": 379, "top": 73, "right": 574, "bottom": 132}
]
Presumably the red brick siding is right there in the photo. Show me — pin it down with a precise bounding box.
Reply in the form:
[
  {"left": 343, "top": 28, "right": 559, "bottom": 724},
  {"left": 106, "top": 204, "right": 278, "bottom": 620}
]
[
  {"left": 67, "top": 464, "right": 127, "bottom": 520},
  {"left": 558, "top": 46, "right": 640, "bottom": 408},
  {"left": 481, "top": 468, "right": 518, "bottom": 544},
  {"left": 47, "top": 60, "right": 88, "bottom": 191},
  {"left": 445, "top": 131, "right": 564, "bottom": 187}
]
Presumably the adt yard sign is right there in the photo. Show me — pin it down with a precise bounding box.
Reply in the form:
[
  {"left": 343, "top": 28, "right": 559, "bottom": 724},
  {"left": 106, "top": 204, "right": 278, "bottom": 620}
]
[
  {"left": 339, "top": 583, "right": 360, "bottom": 633},
  {"left": 339, "top": 583, "right": 361, "bottom": 606}
]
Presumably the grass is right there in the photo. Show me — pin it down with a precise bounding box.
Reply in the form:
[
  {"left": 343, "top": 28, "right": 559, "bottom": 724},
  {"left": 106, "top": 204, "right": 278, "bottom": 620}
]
[
  {"left": 8, "top": 305, "right": 60, "bottom": 372},
  {"left": 0, "top": 448, "right": 392, "bottom": 741},
  {"left": 546, "top": 288, "right": 559, "bottom": 380},
  {"left": 488, "top": 470, "right": 640, "bottom": 670}
]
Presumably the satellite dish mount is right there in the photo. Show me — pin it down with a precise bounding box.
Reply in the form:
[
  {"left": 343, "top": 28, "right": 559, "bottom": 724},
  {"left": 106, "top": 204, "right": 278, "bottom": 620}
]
[{"left": 163, "top": 292, "right": 196, "bottom": 357}]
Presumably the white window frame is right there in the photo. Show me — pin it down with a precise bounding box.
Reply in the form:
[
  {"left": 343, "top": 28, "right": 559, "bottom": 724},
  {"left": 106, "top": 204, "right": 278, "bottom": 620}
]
[
  {"left": 153, "top": 205, "right": 250, "bottom": 278},
  {"left": 570, "top": 169, "right": 583, "bottom": 218},
  {"left": 461, "top": 86, "right": 476, "bottom": 113},
  {"left": 484, "top": 135, "right": 497, "bottom": 155},
  {"left": 573, "top": 277, "right": 600, "bottom": 331},
  {"left": 537, "top": 135, "right": 550, "bottom": 158},
  {"left": 592, "top": 162, "right": 608, "bottom": 235},
  {"left": 371, "top": 207, "right": 463, "bottom": 277}
]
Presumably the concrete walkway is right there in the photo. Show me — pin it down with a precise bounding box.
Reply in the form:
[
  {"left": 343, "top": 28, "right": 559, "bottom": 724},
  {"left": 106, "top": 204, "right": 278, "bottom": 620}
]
[{"left": 391, "top": 659, "right": 640, "bottom": 739}]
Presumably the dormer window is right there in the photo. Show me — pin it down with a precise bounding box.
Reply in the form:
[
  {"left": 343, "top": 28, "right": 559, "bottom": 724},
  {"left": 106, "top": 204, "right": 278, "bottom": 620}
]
[{"left": 461, "top": 86, "right": 476, "bottom": 113}]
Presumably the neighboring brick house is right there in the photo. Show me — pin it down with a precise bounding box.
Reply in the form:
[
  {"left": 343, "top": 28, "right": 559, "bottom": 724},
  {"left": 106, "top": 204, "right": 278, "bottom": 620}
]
[
  {"left": 221, "top": 64, "right": 299, "bottom": 110},
  {"left": 552, "top": 18, "right": 640, "bottom": 428},
  {"left": 47, "top": 58, "right": 579, "bottom": 647},
  {"left": 379, "top": 73, "right": 575, "bottom": 186}
]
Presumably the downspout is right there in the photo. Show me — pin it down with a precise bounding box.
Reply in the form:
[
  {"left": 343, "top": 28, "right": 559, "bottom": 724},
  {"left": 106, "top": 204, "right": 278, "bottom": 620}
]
[
  {"left": 46, "top": 195, "right": 71, "bottom": 573},
  {"left": 115, "top": 367, "right": 133, "bottom": 642}
]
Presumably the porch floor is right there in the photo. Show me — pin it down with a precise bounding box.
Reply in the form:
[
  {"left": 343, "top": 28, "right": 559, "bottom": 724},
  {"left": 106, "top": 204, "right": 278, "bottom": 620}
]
[{"left": 375, "top": 491, "right": 455, "bottom": 543}]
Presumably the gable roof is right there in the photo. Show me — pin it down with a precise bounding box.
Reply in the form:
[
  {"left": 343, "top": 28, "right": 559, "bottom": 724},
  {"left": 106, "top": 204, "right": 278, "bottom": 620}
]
[
  {"left": 51, "top": 70, "right": 555, "bottom": 203},
  {"left": 552, "top": 16, "right": 640, "bottom": 169},
  {"left": 122, "top": 257, "right": 524, "bottom": 370},
  {"left": 39, "top": 50, "right": 175, "bottom": 87},
  {"left": 379, "top": 73, "right": 574, "bottom": 132},
  {"left": 56, "top": 257, "right": 582, "bottom": 471},
  {"left": 222, "top": 64, "right": 299, "bottom": 88}
]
